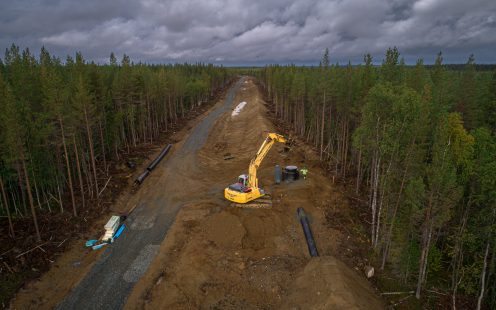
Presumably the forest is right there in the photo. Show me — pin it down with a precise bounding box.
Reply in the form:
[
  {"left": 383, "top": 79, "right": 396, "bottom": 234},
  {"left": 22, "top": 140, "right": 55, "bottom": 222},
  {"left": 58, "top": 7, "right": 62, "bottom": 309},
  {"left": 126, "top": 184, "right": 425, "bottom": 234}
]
[{"left": 259, "top": 48, "right": 496, "bottom": 308}]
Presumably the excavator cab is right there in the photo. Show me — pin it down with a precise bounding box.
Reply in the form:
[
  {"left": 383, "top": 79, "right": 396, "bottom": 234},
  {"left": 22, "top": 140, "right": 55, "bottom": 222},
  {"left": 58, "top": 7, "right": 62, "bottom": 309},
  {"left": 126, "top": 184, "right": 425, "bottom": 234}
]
[
  {"left": 227, "top": 174, "right": 251, "bottom": 193},
  {"left": 238, "top": 174, "right": 248, "bottom": 186}
]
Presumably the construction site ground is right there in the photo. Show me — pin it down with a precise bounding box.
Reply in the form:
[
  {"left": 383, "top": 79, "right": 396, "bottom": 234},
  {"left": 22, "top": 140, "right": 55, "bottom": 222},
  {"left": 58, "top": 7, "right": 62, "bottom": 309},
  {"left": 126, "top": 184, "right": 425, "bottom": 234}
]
[{"left": 11, "top": 77, "right": 383, "bottom": 309}]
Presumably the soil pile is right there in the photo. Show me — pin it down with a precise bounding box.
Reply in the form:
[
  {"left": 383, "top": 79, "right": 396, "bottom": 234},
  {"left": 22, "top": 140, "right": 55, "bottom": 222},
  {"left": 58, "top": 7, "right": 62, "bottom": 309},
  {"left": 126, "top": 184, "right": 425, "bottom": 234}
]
[{"left": 282, "top": 257, "right": 383, "bottom": 309}]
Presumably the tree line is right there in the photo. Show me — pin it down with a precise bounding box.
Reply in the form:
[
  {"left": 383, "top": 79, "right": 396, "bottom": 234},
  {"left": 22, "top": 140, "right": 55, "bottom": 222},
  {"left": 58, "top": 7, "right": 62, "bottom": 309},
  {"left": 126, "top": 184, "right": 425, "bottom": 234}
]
[
  {"left": 0, "top": 45, "right": 231, "bottom": 242},
  {"left": 260, "top": 48, "right": 496, "bottom": 308}
]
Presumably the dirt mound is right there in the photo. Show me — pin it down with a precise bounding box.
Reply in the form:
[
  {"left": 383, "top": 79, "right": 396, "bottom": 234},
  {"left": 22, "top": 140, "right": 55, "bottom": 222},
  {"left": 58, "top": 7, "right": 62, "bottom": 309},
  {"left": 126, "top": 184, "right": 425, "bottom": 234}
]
[{"left": 282, "top": 256, "right": 383, "bottom": 309}]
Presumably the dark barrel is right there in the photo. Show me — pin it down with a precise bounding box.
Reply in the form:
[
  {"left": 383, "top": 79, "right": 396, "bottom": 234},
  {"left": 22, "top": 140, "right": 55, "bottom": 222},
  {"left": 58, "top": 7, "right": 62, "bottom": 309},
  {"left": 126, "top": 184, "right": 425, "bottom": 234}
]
[
  {"left": 284, "top": 165, "right": 299, "bottom": 182},
  {"left": 275, "top": 165, "right": 282, "bottom": 184}
]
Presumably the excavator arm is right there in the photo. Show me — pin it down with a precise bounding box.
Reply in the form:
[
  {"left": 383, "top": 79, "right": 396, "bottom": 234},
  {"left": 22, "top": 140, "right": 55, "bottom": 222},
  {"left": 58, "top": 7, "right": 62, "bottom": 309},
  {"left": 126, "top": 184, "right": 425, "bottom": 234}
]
[{"left": 248, "top": 133, "right": 287, "bottom": 188}]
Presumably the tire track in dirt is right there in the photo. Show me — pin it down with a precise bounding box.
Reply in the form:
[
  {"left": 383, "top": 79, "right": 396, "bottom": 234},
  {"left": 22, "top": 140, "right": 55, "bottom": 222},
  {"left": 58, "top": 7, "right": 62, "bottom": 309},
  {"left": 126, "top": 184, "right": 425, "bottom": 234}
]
[{"left": 56, "top": 78, "right": 246, "bottom": 310}]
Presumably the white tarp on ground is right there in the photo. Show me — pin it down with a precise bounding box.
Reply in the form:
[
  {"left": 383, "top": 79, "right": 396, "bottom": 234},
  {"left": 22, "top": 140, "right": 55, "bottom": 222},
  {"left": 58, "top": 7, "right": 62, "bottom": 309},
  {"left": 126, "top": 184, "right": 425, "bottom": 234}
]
[{"left": 232, "top": 101, "right": 247, "bottom": 116}]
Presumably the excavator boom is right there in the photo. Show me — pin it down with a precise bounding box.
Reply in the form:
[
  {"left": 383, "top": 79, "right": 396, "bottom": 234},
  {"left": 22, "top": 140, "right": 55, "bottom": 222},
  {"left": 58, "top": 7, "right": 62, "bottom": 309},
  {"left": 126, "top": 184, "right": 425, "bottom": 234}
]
[{"left": 248, "top": 133, "right": 286, "bottom": 188}]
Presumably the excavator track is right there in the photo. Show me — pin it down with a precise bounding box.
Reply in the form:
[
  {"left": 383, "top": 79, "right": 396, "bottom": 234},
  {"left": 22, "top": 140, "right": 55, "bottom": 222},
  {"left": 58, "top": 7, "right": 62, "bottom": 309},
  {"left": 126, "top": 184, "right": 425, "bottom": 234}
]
[{"left": 230, "top": 196, "right": 272, "bottom": 209}]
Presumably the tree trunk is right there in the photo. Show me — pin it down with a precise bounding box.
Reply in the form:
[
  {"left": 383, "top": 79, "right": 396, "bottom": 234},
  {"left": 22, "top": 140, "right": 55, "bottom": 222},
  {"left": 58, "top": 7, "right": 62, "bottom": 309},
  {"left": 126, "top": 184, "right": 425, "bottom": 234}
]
[
  {"left": 56, "top": 177, "right": 63, "bottom": 213},
  {"left": 371, "top": 153, "right": 381, "bottom": 245},
  {"left": 477, "top": 241, "right": 490, "bottom": 310},
  {"left": 356, "top": 142, "right": 362, "bottom": 194},
  {"left": 320, "top": 91, "right": 326, "bottom": 160},
  {"left": 451, "top": 201, "right": 470, "bottom": 310},
  {"left": 0, "top": 177, "right": 15, "bottom": 237},
  {"left": 21, "top": 154, "right": 41, "bottom": 242},
  {"left": 147, "top": 96, "right": 153, "bottom": 143},
  {"left": 328, "top": 102, "right": 333, "bottom": 156},
  {"left": 180, "top": 96, "right": 185, "bottom": 118},
  {"left": 381, "top": 164, "right": 409, "bottom": 269},
  {"left": 98, "top": 120, "right": 107, "bottom": 176},
  {"left": 343, "top": 120, "right": 349, "bottom": 178},
  {"left": 83, "top": 105, "right": 99, "bottom": 196},
  {"left": 73, "top": 135, "right": 86, "bottom": 209},
  {"left": 60, "top": 116, "right": 77, "bottom": 216},
  {"left": 32, "top": 171, "right": 42, "bottom": 210},
  {"left": 16, "top": 163, "right": 27, "bottom": 215},
  {"left": 416, "top": 219, "right": 433, "bottom": 299}
]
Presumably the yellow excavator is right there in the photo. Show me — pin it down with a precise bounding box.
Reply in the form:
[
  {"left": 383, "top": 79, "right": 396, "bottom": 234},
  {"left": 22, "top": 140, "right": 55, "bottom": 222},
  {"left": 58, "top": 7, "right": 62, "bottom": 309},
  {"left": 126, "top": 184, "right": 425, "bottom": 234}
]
[{"left": 224, "top": 133, "right": 287, "bottom": 207}]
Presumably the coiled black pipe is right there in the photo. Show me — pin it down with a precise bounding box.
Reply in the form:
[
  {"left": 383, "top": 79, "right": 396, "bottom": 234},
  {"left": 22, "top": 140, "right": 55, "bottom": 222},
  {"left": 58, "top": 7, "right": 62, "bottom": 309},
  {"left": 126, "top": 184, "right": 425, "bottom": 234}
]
[
  {"left": 147, "top": 144, "right": 172, "bottom": 171},
  {"left": 297, "top": 207, "right": 319, "bottom": 257}
]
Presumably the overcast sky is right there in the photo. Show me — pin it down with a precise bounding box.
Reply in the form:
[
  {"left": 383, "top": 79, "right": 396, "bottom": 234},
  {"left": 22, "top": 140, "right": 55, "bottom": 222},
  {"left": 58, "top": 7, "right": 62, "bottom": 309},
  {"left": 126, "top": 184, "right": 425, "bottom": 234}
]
[{"left": 1, "top": 0, "right": 495, "bottom": 65}]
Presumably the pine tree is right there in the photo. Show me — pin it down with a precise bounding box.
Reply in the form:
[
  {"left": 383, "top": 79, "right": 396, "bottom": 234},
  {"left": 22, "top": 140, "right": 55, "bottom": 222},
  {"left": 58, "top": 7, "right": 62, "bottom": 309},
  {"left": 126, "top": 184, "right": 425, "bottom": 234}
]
[
  {"left": 321, "top": 48, "right": 330, "bottom": 68},
  {"left": 110, "top": 52, "right": 117, "bottom": 66},
  {"left": 457, "top": 54, "right": 478, "bottom": 129}
]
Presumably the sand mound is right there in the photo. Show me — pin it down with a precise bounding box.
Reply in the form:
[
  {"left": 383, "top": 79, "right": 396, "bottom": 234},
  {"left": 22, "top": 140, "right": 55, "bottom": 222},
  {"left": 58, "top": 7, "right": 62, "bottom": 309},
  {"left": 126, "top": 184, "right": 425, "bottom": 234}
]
[{"left": 282, "top": 256, "right": 383, "bottom": 309}]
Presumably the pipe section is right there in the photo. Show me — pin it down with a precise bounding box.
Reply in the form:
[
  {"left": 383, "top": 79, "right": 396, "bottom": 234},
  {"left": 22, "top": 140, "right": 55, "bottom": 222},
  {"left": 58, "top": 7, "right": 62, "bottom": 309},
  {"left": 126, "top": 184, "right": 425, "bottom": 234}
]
[
  {"left": 297, "top": 207, "right": 319, "bottom": 257},
  {"left": 147, "top": 144, "right": 172, "bottom": 171},
  {"left": 135, "top": 170, "right": 150, "bottom": 184}
]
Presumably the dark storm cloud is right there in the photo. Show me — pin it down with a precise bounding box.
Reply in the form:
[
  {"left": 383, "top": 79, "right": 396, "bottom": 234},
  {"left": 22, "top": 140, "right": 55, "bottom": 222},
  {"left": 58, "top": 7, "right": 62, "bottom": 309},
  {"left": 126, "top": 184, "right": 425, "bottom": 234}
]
[{"left": 1, "top": 0, "right": 495, "bottom": 64}]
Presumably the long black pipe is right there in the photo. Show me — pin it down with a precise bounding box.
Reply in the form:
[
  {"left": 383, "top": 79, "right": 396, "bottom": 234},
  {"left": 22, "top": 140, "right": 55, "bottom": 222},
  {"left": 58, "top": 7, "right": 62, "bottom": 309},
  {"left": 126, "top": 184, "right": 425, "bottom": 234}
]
[
  {"left": 135, "top": 144, "right": 172, "bottom": 185},
  {"left": 147, "top": 144, "right": 172, "bottom": 171},
  {"left": 135, "top": 170, "right": 150, "bottom": 184},
  {"left": 297, "top": 207, "right": 319, "bottom": 257}
]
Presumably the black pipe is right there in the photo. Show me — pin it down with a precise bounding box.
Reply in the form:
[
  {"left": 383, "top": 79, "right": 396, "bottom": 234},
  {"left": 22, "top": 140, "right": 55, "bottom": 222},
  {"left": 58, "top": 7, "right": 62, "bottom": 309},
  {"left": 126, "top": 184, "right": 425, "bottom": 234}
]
[
  {"left": 275, "top": 165, "right": 281, "bottom": 184},
  {"left": 297, "top": 208, "right": 319, "bottom": 257},
  {"left": 135, "top": 170, "right": 150, "bottom": 184},
  {"left": 147, "top": 144, "right": 172, "bottom": 171}
]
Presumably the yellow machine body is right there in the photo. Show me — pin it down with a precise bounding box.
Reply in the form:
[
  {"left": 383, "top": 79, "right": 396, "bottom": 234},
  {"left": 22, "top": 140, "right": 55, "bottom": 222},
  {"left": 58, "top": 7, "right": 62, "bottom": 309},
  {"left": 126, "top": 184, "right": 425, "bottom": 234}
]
[
  {"left": 224, "top": 186, "right": 263, "bottom": 204},
  {"left": 224, "top": 133, "right": 287, "bottom": 204}
]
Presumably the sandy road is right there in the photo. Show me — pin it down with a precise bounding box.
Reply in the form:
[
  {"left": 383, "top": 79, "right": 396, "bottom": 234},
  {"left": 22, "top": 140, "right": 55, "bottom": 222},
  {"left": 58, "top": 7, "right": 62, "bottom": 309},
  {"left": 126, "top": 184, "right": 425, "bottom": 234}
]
[{"left": 56, "top": 77, "right": 247, "bottom": 310}]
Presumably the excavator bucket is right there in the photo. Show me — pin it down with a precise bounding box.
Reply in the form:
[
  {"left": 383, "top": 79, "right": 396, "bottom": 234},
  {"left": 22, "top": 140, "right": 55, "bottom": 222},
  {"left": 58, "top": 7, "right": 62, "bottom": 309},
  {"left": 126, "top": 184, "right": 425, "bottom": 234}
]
[{"left": 283, "top": 137, "right": 295, "bottom": 152}]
